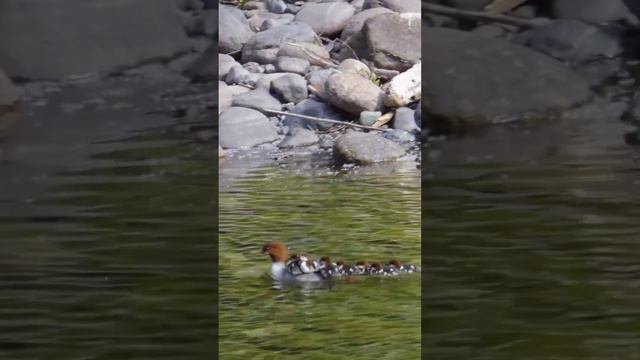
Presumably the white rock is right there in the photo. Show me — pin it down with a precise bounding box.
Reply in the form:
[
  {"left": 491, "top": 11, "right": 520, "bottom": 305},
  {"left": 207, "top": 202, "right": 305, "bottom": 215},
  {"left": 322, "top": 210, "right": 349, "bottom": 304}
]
[{"left": 384, "top": 62, "right": 421, "bottom": 108}]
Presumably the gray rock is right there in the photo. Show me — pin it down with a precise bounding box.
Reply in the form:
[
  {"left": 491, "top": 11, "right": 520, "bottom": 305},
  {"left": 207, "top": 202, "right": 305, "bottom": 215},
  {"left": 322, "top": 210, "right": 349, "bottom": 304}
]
[
  {"left": 278, "top": 127, "right": 320, "bottom": 148},
  {"left": 383, "top": 129, "right": 416, "bottom": 144},
  {"left": 1, "top": 68, "right": 18, "bottom": 115},
  {"left": 0, "top": 0, "right": 190, "bottom": 79},
  {"left": 423, "top": 28, "right": 592, "bottom": 131},
  {"left": 225, "top": 65, "right": 251, "bottom": 85},
  {"left": 334, "top": 131, "right": 406, "bottom": 164},
  {"left": 336, "top": 8, "right": 392, "bottom": 61},
  {"left": 295, "top": 2, "right": 356, "bottom": 37},
  {"left": 219, "top": 107, "right": 280, "bottom": 149},
  {"left": 306, "top": 69, "right": 334, "bottom": 100},
  {"left": 553, "top": 0, "right": 638, "bottom": 25},
  {"left": 266, "top": 0, "right": 288, "bottom": 14},
  {"left": 284, "top": 98, "right": 348, "bottom": 130},
  {"left": 219, "top": 5, "right": 253, "bottom": 53},
  {"left": 364, "top": 13, "right": 421, "bottom": 71},
  {"left": 393, "top": 107, "right": 419, "bottom": 133},
  {"left": 219, "top": 83, "right": 233, "bottom": 113},
  {"left": 264, "top": 64, "right": 277, "bottom": 73},
  {"left": 360, "top": 111, "right": 382, "bottom": 126},
  {"left": 338, "top": 59, "right": 372, "bottom": 79},
  {"left": 325, "top": 72, "right": 384, "bottom": 115},
  {"left": 516, "top": 19, "right": 623, "bottom": 63},
  {"left": 248, "top": 12, "right": 295, "bottom": 30},
  {"left": 219, "top": 53, "right": 238, "bottom": 80},
  {"left": 232, "top": 88, "right": 282, "bottom": 113},
  {"left": 271, "top": 74, "right": 308, "bottom": 103},
  {"left": 275, "top": 56, "right": 311, "bottom": 75},
  {"left": 243, "top": 62, "right": 265, "bottom": 74},
  {"left": 363, "top": 0, "right": 421, "bottom": 12},
  {"left": 277, "top": 43, "right": 332, "bottom": 67},
  {"left": 241, "top": 22, "right": 318, "bottom": 64},
  {"left": 252, "top": 72, "right": 290, "bottom": 89}
]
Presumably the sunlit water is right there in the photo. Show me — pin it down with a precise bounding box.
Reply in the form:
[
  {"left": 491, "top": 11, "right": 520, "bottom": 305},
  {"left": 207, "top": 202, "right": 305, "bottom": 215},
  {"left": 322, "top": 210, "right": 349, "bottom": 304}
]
[
  {"left": 0, "top": 80, "right": 216, "bottom": 358},
  {"left": 219, "top": 154, "right": 421, "bottom": 359},
  {"left": 424, "top": 115, "right": 640, "bottom": 359}
]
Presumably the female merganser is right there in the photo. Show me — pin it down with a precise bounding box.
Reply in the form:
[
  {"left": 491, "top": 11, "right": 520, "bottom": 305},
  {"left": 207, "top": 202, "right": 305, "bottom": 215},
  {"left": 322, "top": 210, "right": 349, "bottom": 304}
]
[
  {"left": 262, "top": 242, "right": 330, "bottom": 282},
  {"left": 388, "top": 259, "right": 419, "bottom": 273}
]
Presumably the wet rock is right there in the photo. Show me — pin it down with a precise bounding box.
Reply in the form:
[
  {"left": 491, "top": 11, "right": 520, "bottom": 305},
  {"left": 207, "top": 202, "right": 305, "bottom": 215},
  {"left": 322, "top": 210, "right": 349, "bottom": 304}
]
[
  {"left": 275, "top": 56, "right": 310, "bottom": 75},
  {"left": 241, "top": 22, "right": 318, "bottom": 64},
  {"left": 423, "top": 28, "right": 591, "bottom": 132},
  {"left": 325, "top": 72, "right": 384, "bottom": 115},
  {"left": 284, "top": 98, "right": 348, "bottom": 130},
  {"left": 0, "top": 0, "right": 191, "bottom": 79},
  {"left": 266, "top": 0, "right": 288, "bottom": 14},
  {"left": 1, "top": 68, "right": 18, "bottom": 115},
  {"left": 384, "top": 62, "right": 421, "bottom": 108},
  {"left": 365, "top": 13, "right": 421, "bottom": 71},
  {"left": 334, "top": 131, "right": 406, "bottom": 164},
  {"left": 516, "top": 19, "right": 623, "bottom": 64},
  {"left": 360, "top": 111, "right": 382, "bottom": 126},
  {"left": 363, "top": 0, "right": 421, "bottom": 12},
  {"left": 552, "top": 0, "right": 638, "bottom": 25},
  {"left": 306, "top": 69, "right": 334, "bottom": 100},
  {"left": 393, "top": 107, "right": 419, "bottom": 133},
  {"left": 219, "top": 107, "right": 280, "bottom": 149},
  {"left": 338, "top": 59, "right": 371, "bottom": 79},
  {"left": 336, "top": 7, "right": 392, "bottom": 61},
  {"left": 278, "top": 127, "right": 319, "bottom": 148},
  {"left": 232, "top": 88, "right": 282, "bottom": 113},
  {"left": 219, "top": 5, "right": 253, "bottom": 53},
  {"left": 294, "top": 2, "right": 355, "bottom": 37},
  {"left": 225, "top": 64, "right": 251, "bottom": 85},
  {"left": 271, "top": 74, "right": 308, "bottom": 103}
]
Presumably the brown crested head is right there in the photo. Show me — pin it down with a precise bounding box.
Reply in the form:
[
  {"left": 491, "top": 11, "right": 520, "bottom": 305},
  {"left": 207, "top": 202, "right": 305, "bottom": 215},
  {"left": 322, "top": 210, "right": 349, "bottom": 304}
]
[
  {"left": 371, "top": 262, "right": 381, "bottom": 270},
  {"left": 261, "top": 242, "right": 289, "bottom": 263},
  {"left": 388, "top": 259, "right": 401, "bottom": 268},
  {"left": 320, "top": 256, "right": 331, "bottom": 263},
  {"left": 355, "top": 260, "right": 368, "bottom": 267}
]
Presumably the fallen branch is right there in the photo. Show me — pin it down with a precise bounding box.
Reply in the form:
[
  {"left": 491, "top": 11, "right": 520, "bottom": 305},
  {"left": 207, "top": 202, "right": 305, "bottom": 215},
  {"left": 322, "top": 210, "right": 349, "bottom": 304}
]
[
  {"left": 259, "top": 108, "right": 392, "bottom": 132},
  {"left": 371, "top": 112, "right": 394, "bottom": 129},
  {"left": 422, "top": 3, "right": 550, "bottom": 28}
]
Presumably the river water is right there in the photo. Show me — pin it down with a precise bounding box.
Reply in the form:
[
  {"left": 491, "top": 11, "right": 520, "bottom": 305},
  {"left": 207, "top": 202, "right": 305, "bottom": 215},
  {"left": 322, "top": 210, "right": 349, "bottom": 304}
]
[
  {"left": 219, "top": 153, "right": 421, "bottom": 359},
  {"left": 424, "top": 114, "right": 640, "bottom": 359},
  {"left": 0, "top": 79, "right": 216, "bottom": 358}
]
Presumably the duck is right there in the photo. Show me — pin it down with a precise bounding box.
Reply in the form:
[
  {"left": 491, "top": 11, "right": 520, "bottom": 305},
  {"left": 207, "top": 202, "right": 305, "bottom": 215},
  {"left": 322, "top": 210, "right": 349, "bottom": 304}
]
[
  {"left": 388, "top": 259, "right": 419, "bottom": 273},
  {"left": 262, "top": 242, "right": 329, "bottom": 282}
]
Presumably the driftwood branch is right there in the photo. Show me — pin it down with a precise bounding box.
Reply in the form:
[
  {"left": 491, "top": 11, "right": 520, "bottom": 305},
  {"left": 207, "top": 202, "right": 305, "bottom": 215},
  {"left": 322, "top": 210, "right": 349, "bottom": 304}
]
[
  {"left": 259, "top": 108, "right": 392, "bottom": 132},
  {"left": 422, "top": 3, "right": 550, "bottom": 28}
]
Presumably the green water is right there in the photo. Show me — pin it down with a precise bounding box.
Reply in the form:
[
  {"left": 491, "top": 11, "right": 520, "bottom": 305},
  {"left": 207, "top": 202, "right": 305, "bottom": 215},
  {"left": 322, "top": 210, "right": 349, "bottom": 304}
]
[
  {"left": 425, "top": 116, "right": 640, "bottom": 359},
  {"left": 219, "top": 156, "right": 421, "bottom": 359}
]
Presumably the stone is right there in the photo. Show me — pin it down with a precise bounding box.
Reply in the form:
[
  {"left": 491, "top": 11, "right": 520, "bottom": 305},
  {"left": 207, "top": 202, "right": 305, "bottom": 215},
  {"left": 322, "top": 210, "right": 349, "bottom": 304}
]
[
  {"left": 294, "top": 2, "right": 356, "bottom": 37},
  {"left": 306, "top": 69, "right": 334, "bottom": 100},
  {"left": 338, "top": 59, "right": 372, "bottom": 79},
  {"left": 284, "top": 98, "right": 349, "bottom": 130},
  {"left": 271, "top": 74, "right": 308, "bottom": 103},
  {"left": 384, "top": 62, "right": 421, "bottom": 108},
  {"left": 360, "top": 111, "right": 382, "bottom": 126},
  {"left": 277, "top": 43, "right": 332, "bottom": 67},
  {"left": 335, "top": 7, "right": 392, "bottom": 61},
  {"left": 241, "top": 22, "right": 318, "bottom": 64},
  {"left": 364, "top": 13, "right": 421, "bottom": 71},
  {"left": 383, "top": 129, "right": 416, "bottom": 144},
  {"left": 219, "top": 83, "right": 233, "bottom": 113},
  {"left": 275, "top": 56, "right": 311, "bottom": 75},
  {"left": 219, "top": 107, "right": 280, "bottom": 149},
  {"left": 334, "top": 131, "right": 406, "bottom": 164},
  {"left": 422, "top": 28, "right": 592, "bottom": 132},
  {"left": 266, "top": 0, "right": 288, "bottom": 14},
  {"left": 219, "top": 5, "right": 254, "bottom": 53},
  {"left": 393, "top": 107, "right": 419, "bottom": 133},
  {"left": 0, "top": 0, "right": 191, "bottom": 80},
  {"left": 325, "top": 72, "right": 384, "bottom": 115},
  {"left": 278, "top": 127, "right": 320, "bottom": 148},
  {"left": 232, "top": 88, "right": 282, "bottom": 113},
  {"left": 219, "top": 53, "right": 238, "bottom": 80},
  {"left": 244, "top": 62, "right": 265, "bottom": 74},
  {"left": 225, "top": 64, "right": 251, "bottom": 85},
  {"left": 363, "top": 0, "right": 421, "bottom": 12}
]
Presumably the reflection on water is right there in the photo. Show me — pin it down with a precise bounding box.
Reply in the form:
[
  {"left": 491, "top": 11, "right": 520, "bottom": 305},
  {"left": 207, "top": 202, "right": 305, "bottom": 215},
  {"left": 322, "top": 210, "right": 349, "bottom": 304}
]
[
  {"left": 0, "top": 81, "right": 216, "bottom": 358},
  {"left": 425, "top": 116, "right": 640, "bottom": 359},
  {"left": 219, "top": 153, "right": 421, "bottom": 359}
]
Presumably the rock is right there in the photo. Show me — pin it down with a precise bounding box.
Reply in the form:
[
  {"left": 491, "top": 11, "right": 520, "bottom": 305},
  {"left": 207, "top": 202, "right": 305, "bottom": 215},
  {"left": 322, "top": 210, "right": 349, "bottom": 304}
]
[
  {"left": 306, "top": 69, "right": 334, "bottom": 100},
  {"left": 232, "top": 88, "right": 282, "bottom": 113},
  {"left": 360, "top": 111, "right": 382, "bottom": 126},
  {"left": 383, "top": 129, "right": 415, "bottom": 144},
  {"left": 393, "top": 107, "right": 419, "bottom": 133},
  {"left": 247, "top": 12, "right": 294, "bottom": 30},
  {"left": 241, "top": 22, "right": 318, "bottom": 64},
  {"left": 266, "top": 0, "right": 288, "bottom": 14},
  {"left": 219, "top": 53, "right": 238, "bottom": 80},
  {"left": 364, "top": 13, "right": 421, "bottom": 71},
  {"left": 219, "top": 107, "right": 280, "bottom": 149},
  {"left": 277, "top": 43, "right": 332, "bottom": 67},
  {"left": 284, "top": 98, "right": 349, "bottom": 130},
  {"left": 219, "top": 5, "right": 253, "bottom": 53},
  {"left": 278, "top": 127, "right": 320, "bottom": 148},
  {"left": 552, "top": 0, "right": 638, "bottom": 25},
  {"left": 225, "top": 64, "right": 251, "bottom": 84},
  {"left": 516, "top": 19, "right": 623, "bottom": 64},
  {"left": 275, "top": 56, "right": 310, "bottom": 75},
  {"left": 384, "top": 62, "right": 421, "bottom": 108},
  {"left": 334, "top": 131, "right": 406, "bottom": 164},
  {"left": 294, "top": 2, "right": 356, "bottom": 37},
  {"left": 325, "top": 72, "right": 384, "bottom": 115},
  {"left": 219, "top": 82, "right": 233, "bottom": 113},
  {"left": 0, "top": 0, "right": 191, "bottom": 79},
  {"left": 336, "top": 7, "right": 392, "bottom": 61},
  {"left": 363, "top": 0, "right": 421, "bottom": 12},
  {"left": 271, "top": 74, "right": 308, "bottom": 103},
  {"left": 1, "top": 68, "right": 18, "bottom": 115},
  {"left": 422, "top": 28, "right": 592, "bottom": 131},
  {"left": 252, "top": 72, "right": 290, "bottom": 89},
  {"left": 243, "top": 62, "right": 265, "bottom": 74},
  {"left": 338, "top": 59, "right": 372, "bottom": 79}
]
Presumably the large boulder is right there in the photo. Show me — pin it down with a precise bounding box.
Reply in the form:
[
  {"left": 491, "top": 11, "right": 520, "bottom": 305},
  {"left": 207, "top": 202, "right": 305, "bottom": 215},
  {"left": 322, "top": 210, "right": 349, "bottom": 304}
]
[
  {"left": 219, "top": 5, "right": 253, "bottom": 53},
  {"left": 364, "top": 13, "right": 421, "bottom": 71},
  {"left": 423, "top": 28, "right": 592, "bottom": 132},
  {"left": 0, "top": 68, "right": 18, "bottom": 116},
  {"left": 219, "top": 107, "right": 280, "bottom": 148},
  {"left": 336, "top": 7, "right": 392, "bottom": 61},
  {"left": 325, "top": 72, "right": 385, "bottom": 115},
  {"left": 334, "top": 131, "right": 406, "bottom": 164},
  {"left": 241, "top": 22, "right": 318, "bottom": 64},
  {"left": 294, "top": 2, "right": 356, "bottom": 37},
  {"left": 0, "top": 0, "right": 190, "bottom": 80}
]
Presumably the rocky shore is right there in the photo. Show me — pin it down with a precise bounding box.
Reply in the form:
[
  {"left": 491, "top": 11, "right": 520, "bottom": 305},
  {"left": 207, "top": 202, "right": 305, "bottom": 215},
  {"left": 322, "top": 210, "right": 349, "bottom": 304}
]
[{"left": 218, "top": 0, "right": 422, "bottom": 165}]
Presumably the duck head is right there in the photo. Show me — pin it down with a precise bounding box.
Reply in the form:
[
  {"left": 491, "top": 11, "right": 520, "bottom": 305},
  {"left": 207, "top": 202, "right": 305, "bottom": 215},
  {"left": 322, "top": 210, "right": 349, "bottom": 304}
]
[{"left": 261, "top": 241, "right": 289, "bottom": 263}]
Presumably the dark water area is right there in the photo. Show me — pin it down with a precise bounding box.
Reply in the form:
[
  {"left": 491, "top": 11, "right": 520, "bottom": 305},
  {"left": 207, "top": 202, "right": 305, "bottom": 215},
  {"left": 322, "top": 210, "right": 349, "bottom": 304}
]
[
  {"left": 424, "top": 115, "right": 640, "bottom": 359},
  {"left": 0, "top": 79, "right": 216, "bottom": 358}
]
